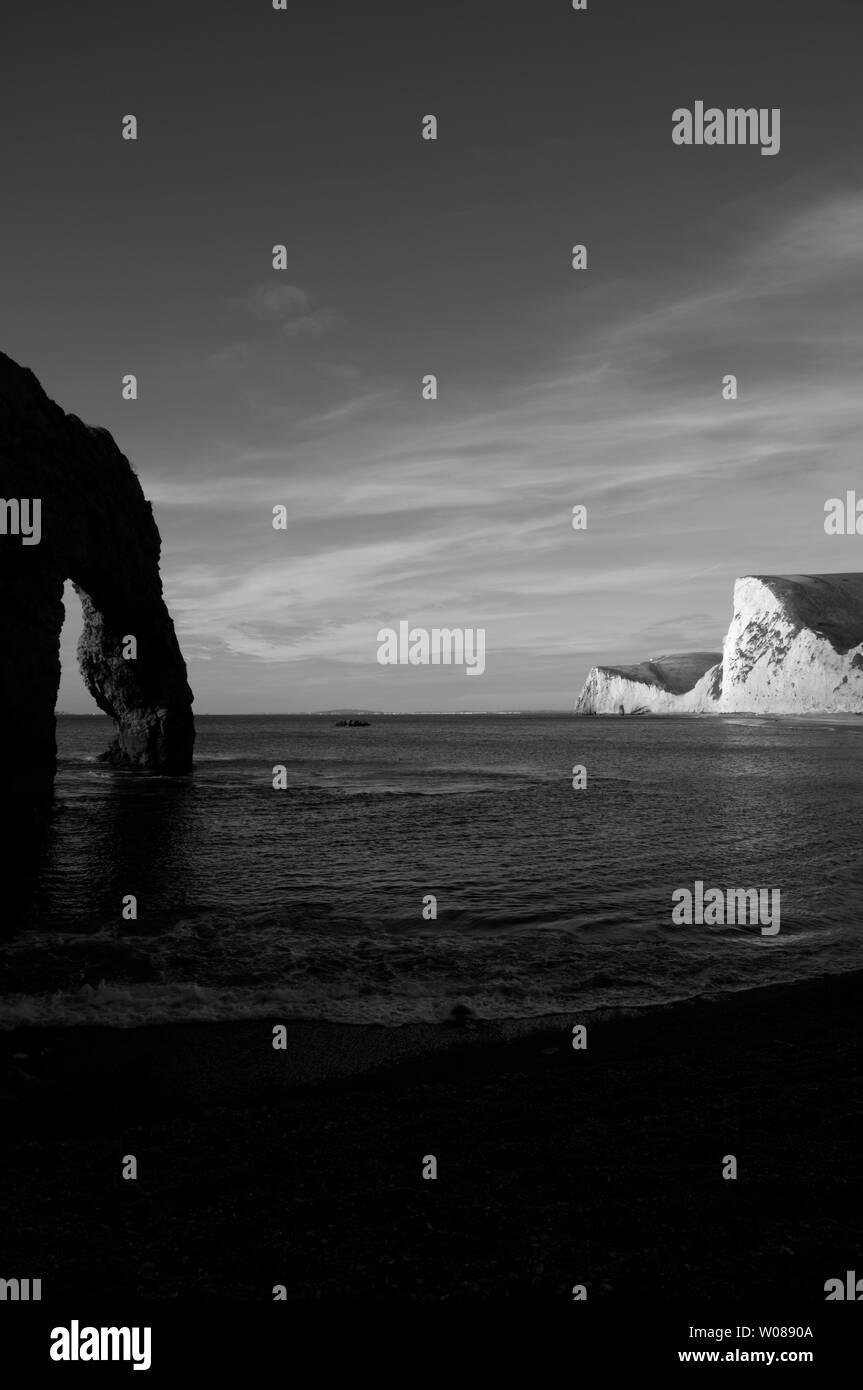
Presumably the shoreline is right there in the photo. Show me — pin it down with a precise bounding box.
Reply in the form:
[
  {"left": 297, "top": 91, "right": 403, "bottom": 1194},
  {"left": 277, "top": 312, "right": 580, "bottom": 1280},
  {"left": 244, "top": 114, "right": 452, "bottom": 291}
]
[
  {"left": 1, "top": 969, "right": 860, "bottom": 1299},
  {"left": 2, "top": 967, "right": 860, "bottom": 1122}
]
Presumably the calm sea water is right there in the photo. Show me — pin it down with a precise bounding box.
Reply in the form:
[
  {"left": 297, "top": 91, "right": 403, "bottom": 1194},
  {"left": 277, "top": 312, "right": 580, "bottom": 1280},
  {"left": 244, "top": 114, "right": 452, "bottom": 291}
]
[{"left": 1, "top": 713, "right": 861, "bottom": 1028}]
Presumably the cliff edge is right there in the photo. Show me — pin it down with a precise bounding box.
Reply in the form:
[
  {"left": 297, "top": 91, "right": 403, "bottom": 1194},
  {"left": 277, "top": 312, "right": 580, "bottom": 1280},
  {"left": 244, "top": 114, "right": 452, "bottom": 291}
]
[{"left": 575, "top": 574, "right": 863, "bottom": 714}]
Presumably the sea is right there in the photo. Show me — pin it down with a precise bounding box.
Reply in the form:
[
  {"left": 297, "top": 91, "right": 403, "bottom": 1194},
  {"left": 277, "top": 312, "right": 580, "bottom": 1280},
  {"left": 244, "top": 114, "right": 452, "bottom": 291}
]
[{"left": 1, "top": 713, "right": 861, "bottom": 1029}]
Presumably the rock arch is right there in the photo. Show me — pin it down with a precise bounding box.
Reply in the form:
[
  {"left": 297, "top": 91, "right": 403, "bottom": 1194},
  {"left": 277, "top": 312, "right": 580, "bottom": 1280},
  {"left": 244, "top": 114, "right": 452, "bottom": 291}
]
[{"left": 0, "top": 351, "right": 194, "bottom": 806}]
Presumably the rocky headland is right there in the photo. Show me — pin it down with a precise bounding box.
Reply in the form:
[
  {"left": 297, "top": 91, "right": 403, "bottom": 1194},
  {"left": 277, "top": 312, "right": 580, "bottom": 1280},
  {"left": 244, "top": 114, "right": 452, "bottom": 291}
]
[
  {"left": 0, "top": 351, "right": 194, "bottom": 806},
  {"left": 575, "top": 574, "right": 863, "bottom": 715}
]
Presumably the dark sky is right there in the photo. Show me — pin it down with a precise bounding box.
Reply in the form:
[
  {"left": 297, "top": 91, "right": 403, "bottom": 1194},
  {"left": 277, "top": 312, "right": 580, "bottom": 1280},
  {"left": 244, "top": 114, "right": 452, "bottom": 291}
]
[{"left": 4, "top": 0, "right": 863, "bottom": 710}]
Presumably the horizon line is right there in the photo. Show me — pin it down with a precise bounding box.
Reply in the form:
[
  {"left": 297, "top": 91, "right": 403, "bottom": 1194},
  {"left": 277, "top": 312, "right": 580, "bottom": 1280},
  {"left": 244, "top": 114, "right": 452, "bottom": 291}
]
[{"left": 56, "top": 708, "right": 574, "bottom": 717}]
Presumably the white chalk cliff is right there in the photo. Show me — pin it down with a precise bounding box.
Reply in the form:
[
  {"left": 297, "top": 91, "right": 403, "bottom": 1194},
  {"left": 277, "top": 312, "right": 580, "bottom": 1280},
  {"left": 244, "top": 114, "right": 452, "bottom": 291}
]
[{"left": 575, "top": 574, "right": 863, "bottom": 714}]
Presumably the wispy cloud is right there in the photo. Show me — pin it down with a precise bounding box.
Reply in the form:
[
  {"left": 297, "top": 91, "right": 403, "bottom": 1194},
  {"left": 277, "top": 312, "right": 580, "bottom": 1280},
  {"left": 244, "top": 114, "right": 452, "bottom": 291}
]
[
  {"left": 229, "top": 280, "right": 337, "bottom": 340},
  {"left": 137, "top": 185, "right": 863, "bottom": 706},
  {"left": 235, "top": 282, "right": 310, "bottom": 321},
  {"left": 281, "top": 307, "right": 337, "bottom": 338}
]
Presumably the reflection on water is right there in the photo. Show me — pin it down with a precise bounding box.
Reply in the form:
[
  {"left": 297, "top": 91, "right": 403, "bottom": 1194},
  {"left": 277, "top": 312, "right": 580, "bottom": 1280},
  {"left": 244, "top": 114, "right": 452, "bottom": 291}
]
[
  {"left": 1, "top": 713, "right": 862, "bottom": 1025},
  {"left": 7, "top": 756, "right": 198, "bottom": 933}
]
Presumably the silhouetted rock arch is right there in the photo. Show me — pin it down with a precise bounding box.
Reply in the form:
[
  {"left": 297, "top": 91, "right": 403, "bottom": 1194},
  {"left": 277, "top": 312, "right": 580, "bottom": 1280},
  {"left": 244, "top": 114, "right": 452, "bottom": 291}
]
[{"left": 0, "top": 351, "right": 194, "bottom": 806}]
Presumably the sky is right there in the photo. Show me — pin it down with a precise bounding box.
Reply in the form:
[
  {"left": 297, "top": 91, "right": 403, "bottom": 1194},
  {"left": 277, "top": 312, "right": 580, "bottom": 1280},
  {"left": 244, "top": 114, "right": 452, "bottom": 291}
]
[{"left": 3, "top": 0, "right": 863, "bottom": 711}]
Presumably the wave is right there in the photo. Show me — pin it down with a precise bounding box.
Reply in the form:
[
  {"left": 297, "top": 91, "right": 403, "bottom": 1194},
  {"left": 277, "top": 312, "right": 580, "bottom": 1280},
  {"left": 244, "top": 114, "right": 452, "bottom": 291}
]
[{"left": 1, "top": 939, "right": 859, "bottom": 1031}]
